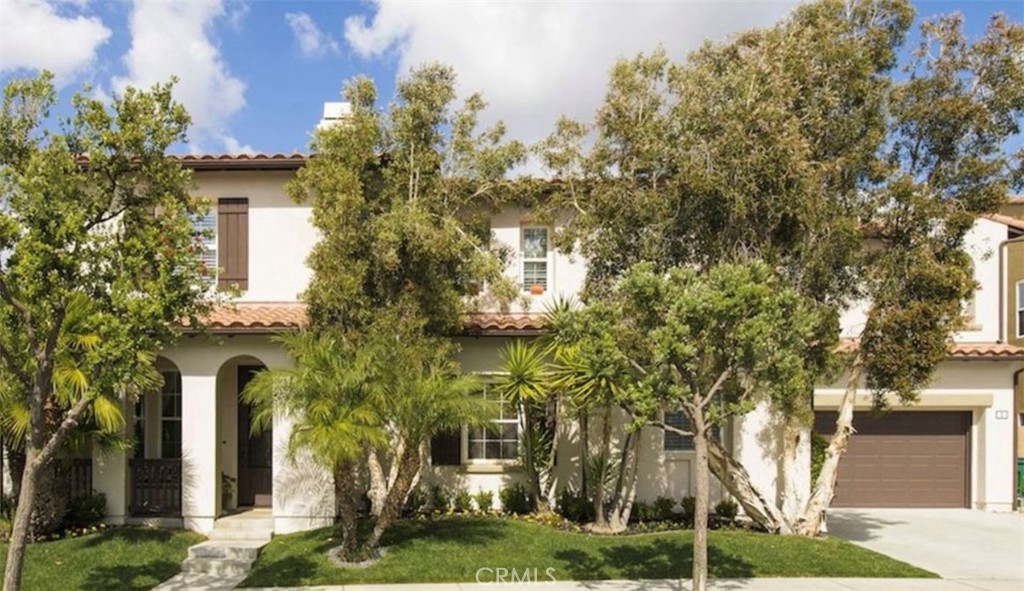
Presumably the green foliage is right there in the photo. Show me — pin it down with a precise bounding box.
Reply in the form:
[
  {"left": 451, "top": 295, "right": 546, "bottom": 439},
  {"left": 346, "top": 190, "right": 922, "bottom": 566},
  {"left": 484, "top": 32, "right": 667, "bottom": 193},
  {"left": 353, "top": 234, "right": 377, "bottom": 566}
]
[
  {"left": 810, "top": 432, "right": 829, "bottom": 482},
  {"left": 61, "top": 493, "right": 106, "bottom": 529},
  {"left": 430, "top": 486, "right": 450, "bottom": 512},
  {"left": 714, "top": 499, "right": 739, "bottom": 522},
  {"left": 652, "top": 496, "right": 677, "bottom": 523},
  {"left": 290, "top": 64, "right": 527, "bottom": 336},
  {"left": 473, "top": 490, "right": 494, "bottom": 513},
  {"left": 402, "top": 488, "right": 427, "bottom": 516},
  {"left": 453, "top": 489, "right": 474, "bottom": 513},
  {"left": 679, "top": 496, "right": 697, "bottom": 527},
  {"left": 554, "top": 487, "right": 593, "bottom": 524},
  {"left": 498, "top": 483, "right": 531, "bottom": 515}
]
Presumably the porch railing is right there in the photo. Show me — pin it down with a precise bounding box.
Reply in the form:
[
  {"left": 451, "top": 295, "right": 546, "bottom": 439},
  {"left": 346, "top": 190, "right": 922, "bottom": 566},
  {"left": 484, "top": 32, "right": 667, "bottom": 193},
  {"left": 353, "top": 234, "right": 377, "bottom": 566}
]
[{"left": 129, "top": 459, "right": 181, "bottom": 516}]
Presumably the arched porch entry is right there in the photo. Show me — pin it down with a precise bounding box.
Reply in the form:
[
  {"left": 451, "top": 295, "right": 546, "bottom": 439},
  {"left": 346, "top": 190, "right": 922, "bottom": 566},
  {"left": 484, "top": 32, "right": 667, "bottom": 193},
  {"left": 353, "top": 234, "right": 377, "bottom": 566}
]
[{"left": 217, "top": 355, "right": 272, "bottom": 511}]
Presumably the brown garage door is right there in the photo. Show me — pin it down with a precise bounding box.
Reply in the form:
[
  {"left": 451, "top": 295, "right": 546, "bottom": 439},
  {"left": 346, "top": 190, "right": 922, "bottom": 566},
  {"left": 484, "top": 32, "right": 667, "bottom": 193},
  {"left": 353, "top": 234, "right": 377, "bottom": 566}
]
[{"left": 814, "top": 411, "right": 970, "bottom": 508}]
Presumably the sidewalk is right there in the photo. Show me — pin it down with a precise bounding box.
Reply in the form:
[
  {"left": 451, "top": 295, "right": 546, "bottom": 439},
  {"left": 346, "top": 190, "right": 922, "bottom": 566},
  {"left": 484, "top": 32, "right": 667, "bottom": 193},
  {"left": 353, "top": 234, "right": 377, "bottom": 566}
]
[{"left": 236, "top": 579, "right": 1024, "bottom": 591}]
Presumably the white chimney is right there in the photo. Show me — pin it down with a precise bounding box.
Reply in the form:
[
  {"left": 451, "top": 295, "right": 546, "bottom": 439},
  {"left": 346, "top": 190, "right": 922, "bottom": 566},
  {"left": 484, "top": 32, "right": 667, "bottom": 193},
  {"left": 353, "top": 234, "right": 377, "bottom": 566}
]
[{"left": 318, "top": 102, "right": 352, "bottom": 129}]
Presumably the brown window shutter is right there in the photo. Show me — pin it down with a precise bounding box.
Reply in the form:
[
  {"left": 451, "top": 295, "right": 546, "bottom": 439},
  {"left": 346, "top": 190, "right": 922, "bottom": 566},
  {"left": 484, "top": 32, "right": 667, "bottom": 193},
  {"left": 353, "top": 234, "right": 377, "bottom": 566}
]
[
  {"left": 217, "top": 198, "right": 249, "bottom": 291},
  {"left": 430, "top": 429, "right": 461, "bottom": 466}
]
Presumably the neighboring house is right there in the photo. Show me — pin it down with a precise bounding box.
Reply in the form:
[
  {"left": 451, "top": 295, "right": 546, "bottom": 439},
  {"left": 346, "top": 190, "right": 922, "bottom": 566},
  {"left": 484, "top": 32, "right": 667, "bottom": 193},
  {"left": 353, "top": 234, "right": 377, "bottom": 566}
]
[
  {"left": 992, "top": 198, "right": 1024, "bottom": 493},
  {"left": 87, "top": 153, "right": 1024, "bottom": 536}
]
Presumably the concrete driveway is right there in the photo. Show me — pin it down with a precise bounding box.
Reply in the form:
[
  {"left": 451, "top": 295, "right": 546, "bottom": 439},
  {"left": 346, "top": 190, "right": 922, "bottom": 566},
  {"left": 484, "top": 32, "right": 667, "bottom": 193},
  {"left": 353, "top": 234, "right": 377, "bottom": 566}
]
[{"left": 827, "top": 509, "right": 1024, "bottom": 581}]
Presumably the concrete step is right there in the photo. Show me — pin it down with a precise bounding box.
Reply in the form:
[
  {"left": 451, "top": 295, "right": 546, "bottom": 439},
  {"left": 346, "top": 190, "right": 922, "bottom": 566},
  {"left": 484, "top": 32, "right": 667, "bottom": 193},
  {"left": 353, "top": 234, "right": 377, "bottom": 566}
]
[
  {"left": 152, "top": 573, "right": 247, "bottom": 591},
  {"left": 207, "top": 528, "right": 273, "bottom": 542},
  {"left": 188, "top": 540, "right": 265, "bottom": 561},
  {"left": 181, "top": 557, "right": 254, "bottom": 577},
  {"left": 212, "top": 516, "right": 275, "bottom": 531}
]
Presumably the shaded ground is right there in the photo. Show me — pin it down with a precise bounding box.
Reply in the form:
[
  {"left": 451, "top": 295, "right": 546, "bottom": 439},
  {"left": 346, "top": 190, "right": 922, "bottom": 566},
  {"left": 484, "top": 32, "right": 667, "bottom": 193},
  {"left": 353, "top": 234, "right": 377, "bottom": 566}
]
[
  {"left": 0, "top": 527, "right": 203, "bottom": 591},
  {"left": 240, "top": 516, "right": 934, "bottom": 587},
  {"left": 828, "top": 508, "right": 1024, "bottom": 581}
]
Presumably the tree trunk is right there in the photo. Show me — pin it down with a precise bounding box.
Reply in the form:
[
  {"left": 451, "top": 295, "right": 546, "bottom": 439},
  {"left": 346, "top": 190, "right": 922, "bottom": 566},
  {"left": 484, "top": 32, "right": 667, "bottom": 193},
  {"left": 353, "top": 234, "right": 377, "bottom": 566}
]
[
  {"left": 366, "top": 448, "right": 388, "bottom": 518},
  {"left": 590, "top": 404, "right": 613, "bottom": 531},
  {"left": 4, "top": 448, "right": 41, "bottom": 591},
  {"left": 706, "top": 435, "right": 792, "bottom": 534},
  {"left": 578, "top": 409, "right": 589, "bottom": 500},
  {"left": 522, "top": 402, "right": 542, "bottom": 511},
  {"left": 692, "top": 421, "right": 710, "bottom": 591},
  {"left": 779, "top": 414, "right": 807, "bottom": 522},
  {"left": 363, "top": 444, "right": 420, "bottom": 556},
  {"left": 334, "top": 461, "right": 360, "bottom": 559},
  {"left": 606, "top": 429, "right": 641, "bottom": 532},
  {"left": 794, "top": 358, "right": 862, "bottom": 536},
  {"left": 29, "top": 462, "right": 68, "bottom": 538}
]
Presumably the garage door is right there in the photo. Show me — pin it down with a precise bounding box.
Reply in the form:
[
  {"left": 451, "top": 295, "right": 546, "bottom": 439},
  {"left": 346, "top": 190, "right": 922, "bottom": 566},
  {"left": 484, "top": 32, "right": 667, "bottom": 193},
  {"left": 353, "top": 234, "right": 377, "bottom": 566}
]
[{"left": 814, "top": 411, "right": 970, "bottom": 508}]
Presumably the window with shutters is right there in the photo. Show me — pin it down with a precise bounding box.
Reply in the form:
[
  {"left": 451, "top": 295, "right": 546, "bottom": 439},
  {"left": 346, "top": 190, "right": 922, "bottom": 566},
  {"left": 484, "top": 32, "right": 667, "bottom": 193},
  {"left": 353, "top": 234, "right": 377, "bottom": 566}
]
[
  {"left": 466, "top": 387, "right": 519, "bottom": 462},
  {"left": 663, "top": 410, "right": 722, "bottom": 453},
  {"left": 521, "top": 227, "right": 549, "bottom": 292},
  {"left": 217, "top": 197, "right": 249, "bottom": 291}
]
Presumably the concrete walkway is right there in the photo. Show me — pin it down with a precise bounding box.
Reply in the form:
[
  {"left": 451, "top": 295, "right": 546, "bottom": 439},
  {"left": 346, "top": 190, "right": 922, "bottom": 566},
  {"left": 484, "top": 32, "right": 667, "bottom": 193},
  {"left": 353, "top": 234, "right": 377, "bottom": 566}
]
[
  {"left": 827, "top": 509, "right": 1024, "bottom": 581},
  {"left": 238, "top": 579, "right": 1022, "bottom": 591}
]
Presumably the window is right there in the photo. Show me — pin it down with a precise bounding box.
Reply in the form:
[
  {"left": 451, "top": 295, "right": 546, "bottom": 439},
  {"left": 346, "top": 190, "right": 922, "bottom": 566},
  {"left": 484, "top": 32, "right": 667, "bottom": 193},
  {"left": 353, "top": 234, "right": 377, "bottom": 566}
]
[
  {"left": 193, "top": 212, "right": 217, "bottom": 286},
  {"left": 521, "top": 227, "right": 548, "bottom": 292},
  {"left": 467, "top": 388, "right": 519, "bottom": 461},
  {"left": 160, "top": 371, "right": 182, "bottom": 459},
  {"left": 1017, "top": 281, "right": 1024, "bottom": 338},
  {"left": 663, "top": 410, "right": 722, "bottom": 452},
  {"left": 133, "top": 398, "right": 145, "bottom": 459}
]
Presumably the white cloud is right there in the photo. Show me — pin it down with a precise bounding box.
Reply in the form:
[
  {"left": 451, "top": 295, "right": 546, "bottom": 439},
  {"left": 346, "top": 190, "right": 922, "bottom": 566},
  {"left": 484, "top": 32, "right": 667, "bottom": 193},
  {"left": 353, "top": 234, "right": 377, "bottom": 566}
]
[
  {"left": 226, "top": 0, "right": 249, "bottom": 32},
  {"left": 112, "top": 0, "right": 248, "bottom": 153},
  {"left": 0, "top": 0, "right": 111, "bottom": 84},
  {"left": 344, "top": 1, "right": 801, "bottom": 163},
  {"left": 286, "top": 12, "right": 340, "bottom": 58},
  {"left": 223, "top": 135, "right": 255, "bottom": 155}
]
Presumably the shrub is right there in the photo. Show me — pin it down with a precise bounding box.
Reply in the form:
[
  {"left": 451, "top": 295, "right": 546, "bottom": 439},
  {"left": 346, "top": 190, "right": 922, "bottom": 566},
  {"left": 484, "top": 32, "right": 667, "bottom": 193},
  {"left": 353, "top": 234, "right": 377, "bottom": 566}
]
[
  {"left": 474, "top": 489, "right": 494, "bottom": 512},
  {"left": 652, "top": 496, "right": 676, "bottom": 523},
  {"left": 403, "top": 487, "right": 427, "bottom": 516},
  {"left": 679, "top": 495, "right": 696, "bottom": 527},
  {"left": 499, "top": 483, "right": 531, "bottom": 515},
  {"left": 555, "top": 486, "right": 593, "bottom": 523},
  {"left": 431, "top": 485, "right": 450, "bottom": 512},
  {"left": 454, "top": 489, "right": 474, "bottom": 513},
  {"left": 63, "top": 492, "right": 106, "bottom": 529},
  {"left": 811, "top": 432, "right": 829, "bottom": 482},
  {"left": 631, "top": 500, "right": 654, "bottom": 524},
  {"left": 714, "top": 498, "right": 739, "bottom": 522}
]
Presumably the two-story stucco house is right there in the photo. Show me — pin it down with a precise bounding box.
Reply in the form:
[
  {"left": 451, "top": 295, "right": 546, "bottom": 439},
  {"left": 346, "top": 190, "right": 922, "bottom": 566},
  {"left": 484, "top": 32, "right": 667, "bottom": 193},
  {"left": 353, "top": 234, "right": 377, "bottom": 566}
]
[{"left": 86, "top": 153, "right": 1023, "bottom": 537}]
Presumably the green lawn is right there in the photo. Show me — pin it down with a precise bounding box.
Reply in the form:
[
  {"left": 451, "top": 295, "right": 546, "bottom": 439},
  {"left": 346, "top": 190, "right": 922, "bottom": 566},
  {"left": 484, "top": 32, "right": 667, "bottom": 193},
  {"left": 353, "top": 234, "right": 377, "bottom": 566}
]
[
  {"left": 241, "top": 516, "right": 935, "bottom": 587},
  {"left": 0, "top": 527, "right": 204, "bottom": 591}
]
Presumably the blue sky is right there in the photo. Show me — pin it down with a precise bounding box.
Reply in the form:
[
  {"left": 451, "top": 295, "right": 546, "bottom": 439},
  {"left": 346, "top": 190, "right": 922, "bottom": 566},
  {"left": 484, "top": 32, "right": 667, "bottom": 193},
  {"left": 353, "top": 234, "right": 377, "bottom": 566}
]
[{"left": 1, "top": 0, "right": 1021, "bottom": 156}]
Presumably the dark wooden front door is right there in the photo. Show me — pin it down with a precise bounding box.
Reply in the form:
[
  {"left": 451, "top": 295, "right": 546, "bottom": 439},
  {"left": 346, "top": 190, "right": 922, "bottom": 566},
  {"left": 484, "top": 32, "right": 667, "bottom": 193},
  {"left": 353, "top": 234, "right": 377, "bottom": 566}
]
[
  {"left": 815, "top": 411, "right": 970, "bottom": 508},
  {"left": 238, "top": 365, "right": 272, "bottom": 506}
]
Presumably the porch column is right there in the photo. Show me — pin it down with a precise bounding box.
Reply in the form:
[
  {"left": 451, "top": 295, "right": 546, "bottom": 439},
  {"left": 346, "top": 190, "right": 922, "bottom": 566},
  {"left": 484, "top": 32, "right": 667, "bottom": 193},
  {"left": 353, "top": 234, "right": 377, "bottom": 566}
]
[
  {"left": 92, "top": 443, "right": 127, "bottom": 525},
  {"left": 181, "top": 373, "right": 219, "bottom": 533}
]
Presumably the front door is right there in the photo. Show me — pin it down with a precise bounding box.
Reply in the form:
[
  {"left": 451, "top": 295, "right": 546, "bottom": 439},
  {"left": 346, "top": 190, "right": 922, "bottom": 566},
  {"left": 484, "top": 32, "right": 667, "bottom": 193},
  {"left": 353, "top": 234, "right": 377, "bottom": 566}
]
[{"left": 237, "top": 365, "right": 272, "bottom": 507}]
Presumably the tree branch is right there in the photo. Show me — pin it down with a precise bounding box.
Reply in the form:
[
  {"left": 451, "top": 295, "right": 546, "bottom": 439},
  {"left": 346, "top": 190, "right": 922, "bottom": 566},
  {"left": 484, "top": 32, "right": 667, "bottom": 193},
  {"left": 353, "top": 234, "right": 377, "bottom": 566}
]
[{"left": 32, "top": 394, "right": 92, "bottom": 469}]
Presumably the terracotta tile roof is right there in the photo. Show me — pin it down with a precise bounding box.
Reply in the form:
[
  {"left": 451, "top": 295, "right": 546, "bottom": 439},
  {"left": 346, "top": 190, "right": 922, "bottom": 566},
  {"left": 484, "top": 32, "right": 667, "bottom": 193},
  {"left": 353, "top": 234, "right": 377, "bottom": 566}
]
[
  {"left": 838, "top": 339, "right": 1024, "bottom": 359},
  {"left": 197, "top": 303, "right": 308, "bottom": 332},
  {"left": 173, "top": 153, "right": 308, "bottom": 171},
  {"left": 191, "top": 304, "right": 547, "bottom": 334},
  {"left": 982, "top": 212, "right": 1024, "bottom": 231}
]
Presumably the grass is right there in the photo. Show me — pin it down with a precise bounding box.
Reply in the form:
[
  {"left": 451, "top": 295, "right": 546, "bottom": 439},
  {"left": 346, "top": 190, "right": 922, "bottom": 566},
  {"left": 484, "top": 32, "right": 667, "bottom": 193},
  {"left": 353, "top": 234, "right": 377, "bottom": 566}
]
[
  {"left": 0, "top": 527, "right": 204, "bottom": 591},
  {"left": 240, "top": 516, "right": 936, "bottom": 587}
]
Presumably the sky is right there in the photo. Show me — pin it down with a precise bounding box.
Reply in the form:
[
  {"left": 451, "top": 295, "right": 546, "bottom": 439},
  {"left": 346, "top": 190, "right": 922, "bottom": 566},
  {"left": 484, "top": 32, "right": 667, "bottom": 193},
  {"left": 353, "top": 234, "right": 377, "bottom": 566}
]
[{"left": 0, "top": 0, "right": 1021, "bottom": 156}]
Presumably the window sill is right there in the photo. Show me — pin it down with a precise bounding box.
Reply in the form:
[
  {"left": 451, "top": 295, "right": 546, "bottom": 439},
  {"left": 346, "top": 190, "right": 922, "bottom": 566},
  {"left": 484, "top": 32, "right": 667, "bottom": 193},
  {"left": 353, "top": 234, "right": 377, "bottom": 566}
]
[
  {"left": 664, "top": 451, "right": 696, "bottom": 461},
  {"left": 458, "top": 463, "right": 524, "bottom": 474}
]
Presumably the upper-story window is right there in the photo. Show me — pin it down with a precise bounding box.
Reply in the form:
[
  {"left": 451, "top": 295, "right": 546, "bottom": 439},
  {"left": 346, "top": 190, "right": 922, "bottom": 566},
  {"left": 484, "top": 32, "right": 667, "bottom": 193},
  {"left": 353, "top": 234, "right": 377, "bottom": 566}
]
[
  {"left": 522, "top": 227, "right": 549, "bottom": 293},
  {"left": 663, "top": 410, "right": 721, "bottom": 452},
  {"left": 193, "top": 212, "right": 217, "bottom": 286},
  {"left": 1016, "top": 280, "right": 1024, "bottom": 338}
]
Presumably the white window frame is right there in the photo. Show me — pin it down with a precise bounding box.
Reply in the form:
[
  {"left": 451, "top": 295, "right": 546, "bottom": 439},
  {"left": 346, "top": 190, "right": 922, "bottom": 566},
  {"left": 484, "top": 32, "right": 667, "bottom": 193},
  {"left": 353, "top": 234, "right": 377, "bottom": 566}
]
[
  {"left": 193, "top": 211, "right": 217, "bottom": 286},
  {"left": 1016, "top": 280, "right": 1024, "bottom": 338},
  {"left": 159, "top": 371, "right": 182, "bottom": 460},
  {"left": 521, "top": 226, "right": 551, "bottom": 293},
  {"left": 463, "top": 382, "right": 521, "bottom": 465}
]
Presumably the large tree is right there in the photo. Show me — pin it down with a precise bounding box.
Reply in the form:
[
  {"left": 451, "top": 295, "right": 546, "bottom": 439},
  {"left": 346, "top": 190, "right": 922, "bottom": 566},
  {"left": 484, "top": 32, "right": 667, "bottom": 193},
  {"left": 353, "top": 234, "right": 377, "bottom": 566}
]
[
  {"left": 0, "top": 74, "right": 213, "bottom": 590},
  {"left": 538, "top": 0, "right": 1023, "bottom": 534},
  {"left": 273, "top": 64, "right": 527, "bottom": 559}
]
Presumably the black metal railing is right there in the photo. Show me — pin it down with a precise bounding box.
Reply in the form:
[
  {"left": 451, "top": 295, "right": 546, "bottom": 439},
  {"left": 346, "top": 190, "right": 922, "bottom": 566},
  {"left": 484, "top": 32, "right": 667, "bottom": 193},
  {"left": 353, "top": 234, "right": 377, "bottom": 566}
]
[{"left": 128, "top": 459, "right": 181, "bottom": 516}]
